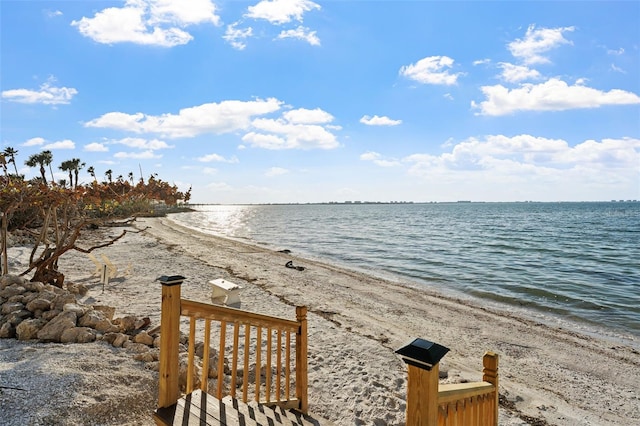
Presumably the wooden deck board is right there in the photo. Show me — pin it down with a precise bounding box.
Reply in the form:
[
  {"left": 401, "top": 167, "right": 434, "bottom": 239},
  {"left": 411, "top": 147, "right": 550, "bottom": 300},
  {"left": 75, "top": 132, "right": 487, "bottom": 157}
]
[{"left": 154, "top": 390, "right": 334, "bottom": 426}]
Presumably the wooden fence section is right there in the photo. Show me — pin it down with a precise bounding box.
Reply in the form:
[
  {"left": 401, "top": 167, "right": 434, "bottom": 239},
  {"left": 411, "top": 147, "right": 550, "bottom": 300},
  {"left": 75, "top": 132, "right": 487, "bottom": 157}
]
[
  {"left": 436, "top": 352, "right": 499, "bottom": 426},
  {"left": 157, "top": 278, "right": 309, "bottom": 417}
]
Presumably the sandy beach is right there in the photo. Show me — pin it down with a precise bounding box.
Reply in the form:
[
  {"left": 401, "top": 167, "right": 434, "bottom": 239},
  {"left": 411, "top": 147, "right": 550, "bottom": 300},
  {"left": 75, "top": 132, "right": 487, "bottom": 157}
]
[{"left": 1, "top": 216, "right": 639, "bottom": 425}]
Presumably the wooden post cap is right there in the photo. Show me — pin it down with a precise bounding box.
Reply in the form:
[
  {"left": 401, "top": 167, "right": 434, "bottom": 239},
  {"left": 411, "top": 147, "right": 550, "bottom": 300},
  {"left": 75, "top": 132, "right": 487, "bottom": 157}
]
[{"left": 157, "top": 275, "right": 186, "bottom": 286}]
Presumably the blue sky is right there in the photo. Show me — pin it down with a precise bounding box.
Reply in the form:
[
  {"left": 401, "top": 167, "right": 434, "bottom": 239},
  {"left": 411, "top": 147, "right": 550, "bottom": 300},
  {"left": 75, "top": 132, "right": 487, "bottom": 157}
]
[{"left": 1, "top": 0, "right": 639, "bottom": 204}]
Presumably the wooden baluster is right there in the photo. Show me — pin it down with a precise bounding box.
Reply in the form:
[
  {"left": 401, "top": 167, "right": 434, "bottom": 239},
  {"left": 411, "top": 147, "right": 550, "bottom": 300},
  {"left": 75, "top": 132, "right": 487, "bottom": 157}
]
[
  {"left": 255, "top": 326, "right": 262, "bottom": 402},
  {"left": 285, "top": 330, "right": 291, "bottom": 400},
  {"left": 243, "top": 324, "right": 250, "bottom": 402},
  {"left": 276, "top": 329, "right": 282, "bottom": 402},
  {"left": 230, "top": 322, "right": 240, "bottom": 397},
  {"left": 201, "top": 319, "right": 211, "bottom": 391},
  {"left": 216, "top": 320, "right": 227, "bottom": 398},
  {"left": 186, "top": 317, "right": 196, "bottom": 393},
  {"left": 266, "top": 327, "right": 272, "bottom": 402}
]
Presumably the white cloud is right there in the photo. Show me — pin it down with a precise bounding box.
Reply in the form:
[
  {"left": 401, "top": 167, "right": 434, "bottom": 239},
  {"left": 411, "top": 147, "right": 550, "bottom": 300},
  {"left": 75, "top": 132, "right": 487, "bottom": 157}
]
[
  {"left": 283, "top": 108, "right": 333, "bottom": 124},
  {"left": 84, "top": 143, "right": 109, "bottom": 152},
  {"left": 508, "top": 25, "right": 574, "bottom": 65},
  {"left": 2, "top": 80, "right": 77, "bottom": 105},
  {"left": 224, "top": 23, "right": 253, "bottom": 50},
  {"left": 403, "top": 135, "right": 640, "bottom": 199},
  {"left": 85, "top": 98, "right": 284, "bottom": 138},
  {"left": 611, "top": 64, "right": 626, "bottom": 74},
  {"left": 277, "top": 26, "right": 320, "bottom": 46},
  {"left": 360, "top": 115, "right": 402, "bottom": 126},
  {"left": 399, "top": 56, "right": 461, "bottom": 85},
  {"left": 43, "top": 139, "right": 75, "bottom": 150},
  {"left": 360, "top": 151, "right": 401, "bottom": 167},
  {"left": 86, "top": 99, "right": 340, "bottom": 150},
  {"left": 265, "top": 167, "right": 289, "bottom": 177},
  {"left": 473, "top": 59, "right": 491, "bottom": 66},
  {"left": 197, "top": 154, "right": 239, "bottom": 163},
  {"left": 202, "top": 167, "right": 218, "bottom": 175},
  {"left": 607, "top": 47, "right": 625, "bottom": 56},
  {"left": 114, "top": 150, "right": 161, "bottom": 159},
  {"left": 472, "top": 78, "right": 640, "bottom": 116},
  {"left": 114, "top": 137, "right": 173, "bottom": 150},
  {"left": 71, "top": 0, "right": 220, "bottom": 47},
  {"left": 206, "top": 181, "right": 233, "bottom": 191},
  {"left": 244, "top": 112, "right": 339, "bottom": 150},
  {"left": 24, "top": 137, "right": 45, "bottom": 146},
  {"left": 46, "top": 10, "right": 63, "bottom": 18},
  {"left": 246, "top": 0, "right": 320, "bottom": 25},
  {"left": 498, "top": 63, "right": 541, "bottom": 83}
]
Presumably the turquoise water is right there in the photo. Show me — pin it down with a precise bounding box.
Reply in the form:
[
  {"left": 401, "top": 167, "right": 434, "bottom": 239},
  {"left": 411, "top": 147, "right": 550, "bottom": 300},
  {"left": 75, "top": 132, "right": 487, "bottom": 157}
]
[{"left": 171, "top": 202, "right": 640, "bottom": 341}]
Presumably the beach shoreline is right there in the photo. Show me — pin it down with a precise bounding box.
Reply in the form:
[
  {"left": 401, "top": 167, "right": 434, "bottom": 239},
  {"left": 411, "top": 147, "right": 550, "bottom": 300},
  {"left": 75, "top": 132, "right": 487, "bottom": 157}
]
[{"left": 1, "top": 216, "right": 639, "bottom": 425}]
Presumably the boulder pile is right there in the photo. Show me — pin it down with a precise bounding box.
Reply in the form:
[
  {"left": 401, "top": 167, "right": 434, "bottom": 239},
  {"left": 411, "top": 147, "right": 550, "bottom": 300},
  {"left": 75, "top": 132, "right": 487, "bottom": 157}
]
[{"left": 0, "top": 274, "right": 229, "bottom": 391}]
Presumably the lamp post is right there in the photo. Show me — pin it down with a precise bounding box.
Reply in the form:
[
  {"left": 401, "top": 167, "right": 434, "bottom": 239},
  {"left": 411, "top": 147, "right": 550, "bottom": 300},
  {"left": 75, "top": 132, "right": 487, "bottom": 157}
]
[{"left": 396, "top": 338, "right": 450, "bottom": 426}]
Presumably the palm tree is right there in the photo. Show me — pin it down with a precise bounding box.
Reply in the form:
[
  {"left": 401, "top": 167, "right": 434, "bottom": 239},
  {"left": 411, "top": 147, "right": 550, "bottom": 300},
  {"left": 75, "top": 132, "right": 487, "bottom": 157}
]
[
  {"left": 26, "top": 152, "right": 49, "bottom": 184},
  {"left": 87, "top": 166, "right": 96, "bottom": 183},
  {"left": 42, "top": 150, "right": 54, "bottom": 184},
  {"left": 59, "top": 160, "right": 74, "bottom": 186},
  {"left": 70, "top": 158, "right": 85, "bottom": 188},
  {"left": 3, "top": 147, "right": 19, "bottom": 175}
]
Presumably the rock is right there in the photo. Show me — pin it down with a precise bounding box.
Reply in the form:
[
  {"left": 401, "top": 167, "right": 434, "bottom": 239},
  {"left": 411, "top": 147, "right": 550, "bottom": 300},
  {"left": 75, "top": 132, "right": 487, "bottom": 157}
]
[
  {"left": 4, "top": 309, "right": 32, "bottom": 325},
  {"left": 37, "top": 311, "right": 77, "bottom": 342},
  {"left": 134, "top": 317, "right": 151, "bottom": 330},
  {"left": 0, "top": 285, "right": 27, "bottom": 298},
  {"left": 66, "top": 282, "right": 88, "bottom": 296},
  {"left": 134, "top": 352, "right": 156, "bottom": 363},
  {"left": 24, "top": 281, "right": 46, "bottom": 293},
  {"left": 16, "top": 318, "right": 47, "bottom": 340},
  {"left": 26, "top": 298, "right": 52, "bottom": 312},
  {"left": 0, "top": 322, "right": 15, "bottom": 338},
  {"left": 112, "top": 333, "right": 129, "bottom": 348},
  {"left": 50, "top": 294, "right": 76, "bottom": 311},
  {"left": 126, "top": 342, "right": 151, "bottom": 353},
  {"left": 63, "top": 303, "right": 88, "bottom": 316},
  {"left": 113, "top": 316, "right": 137, "bottom": 333},
  {"left": 7, "top": 294, "right": 26, "bottom": 303},
  {"left": 146, "top": 361, "right": 160, "bottom": 371},
  {"left": 133, "top": 331, "right": 154, "bottom": 346},
  {"left": 1, "top": 301, "right": 25, "bottom": 315},
  {"left": 93, "top": 305, "right": 115, "bottom": 320},
  {"left": 60, "top": 327, "right": 96, "bottom": 344},
  {"left": 78, "top": 309, "right": 106, "bottom": 328},
  {"left": 41, "top": 309, "right": 62, "bottom": 321},
  {"left": 0, "top": 275, "right": 27, "bottom": 289}
]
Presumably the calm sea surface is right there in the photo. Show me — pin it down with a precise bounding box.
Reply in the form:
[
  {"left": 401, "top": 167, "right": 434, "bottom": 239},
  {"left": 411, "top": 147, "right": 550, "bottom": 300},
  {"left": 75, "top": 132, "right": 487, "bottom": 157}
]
[{"left": 171, "top": 202, "right": 640, "bottom": 342}]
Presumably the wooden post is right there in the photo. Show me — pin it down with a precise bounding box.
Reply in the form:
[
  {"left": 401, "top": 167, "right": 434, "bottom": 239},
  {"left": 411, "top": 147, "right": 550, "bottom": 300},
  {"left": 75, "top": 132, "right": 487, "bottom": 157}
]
[
  {"left": 482, "top": 351, "right": 499, "bottom": 426},
  {"left": 295, "top": 306, "right": 308, "bottom": 414},
  {"left": 158, "top": 276, "right": 184, "bottom": 409},
  {"left": 406, "top": 362, "right": 440, "bottom": 426}
]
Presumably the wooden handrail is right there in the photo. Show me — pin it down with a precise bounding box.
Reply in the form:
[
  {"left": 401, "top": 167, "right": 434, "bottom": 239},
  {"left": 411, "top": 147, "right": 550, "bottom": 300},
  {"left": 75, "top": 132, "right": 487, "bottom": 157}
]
[
  {"left": 157, "top": 278, "right": 309, "bottom": 416},
  {"left": 437, "top": 382, "right": 494, "bottom": 403}
]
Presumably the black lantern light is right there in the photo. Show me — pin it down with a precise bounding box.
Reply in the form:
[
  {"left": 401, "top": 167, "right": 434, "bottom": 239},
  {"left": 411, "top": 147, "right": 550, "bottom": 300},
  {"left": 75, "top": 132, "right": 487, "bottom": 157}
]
[{"left": 395, "top": 338, "right": 450, "bottom": 371}]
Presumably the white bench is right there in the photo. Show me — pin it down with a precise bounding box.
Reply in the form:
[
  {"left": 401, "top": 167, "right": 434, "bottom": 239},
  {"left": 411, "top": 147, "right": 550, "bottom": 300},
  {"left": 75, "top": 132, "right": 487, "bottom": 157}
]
[{"left": 209, "top": 278, "right": 242, "bottom": 308}]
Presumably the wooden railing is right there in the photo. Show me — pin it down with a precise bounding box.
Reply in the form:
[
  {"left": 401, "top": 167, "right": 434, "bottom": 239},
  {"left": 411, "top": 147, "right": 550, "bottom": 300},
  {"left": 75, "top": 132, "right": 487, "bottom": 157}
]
[
  {"left": 437, "top": 353, "right": 499, "bottom": 426},
  {"left": 156, "top": 276, "right": 308, "bottom": 418},
  {"left": 401, "top": 345, "right": 498, "bottom": 426}
]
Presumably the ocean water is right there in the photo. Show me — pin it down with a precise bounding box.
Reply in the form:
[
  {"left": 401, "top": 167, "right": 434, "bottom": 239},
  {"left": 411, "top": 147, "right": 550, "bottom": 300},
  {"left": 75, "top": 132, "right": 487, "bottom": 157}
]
[{"left": 170, "top": 202, "right": 640, "bottom": 342}]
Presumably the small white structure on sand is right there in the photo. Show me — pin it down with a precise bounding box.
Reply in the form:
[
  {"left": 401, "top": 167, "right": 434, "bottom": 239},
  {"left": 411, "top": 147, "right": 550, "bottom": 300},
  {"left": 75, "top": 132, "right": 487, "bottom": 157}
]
[{"left": 209, "top": 278, "right": 242, "bottom": 308}]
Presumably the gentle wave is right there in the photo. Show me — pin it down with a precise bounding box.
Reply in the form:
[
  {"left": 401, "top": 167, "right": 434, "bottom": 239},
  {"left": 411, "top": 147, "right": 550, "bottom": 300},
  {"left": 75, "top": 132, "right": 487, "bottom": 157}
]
[{"left": 171, "top": 202, "right": 640, "bottom": 340}]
